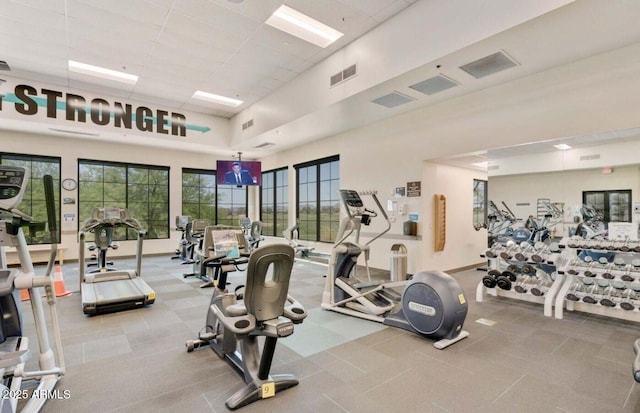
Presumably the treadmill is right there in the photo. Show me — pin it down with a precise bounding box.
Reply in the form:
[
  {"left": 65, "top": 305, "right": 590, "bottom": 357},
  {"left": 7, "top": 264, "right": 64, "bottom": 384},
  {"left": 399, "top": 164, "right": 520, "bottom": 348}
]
[{"left": 79, "top": 207, "right": 156, "bottom": 315}]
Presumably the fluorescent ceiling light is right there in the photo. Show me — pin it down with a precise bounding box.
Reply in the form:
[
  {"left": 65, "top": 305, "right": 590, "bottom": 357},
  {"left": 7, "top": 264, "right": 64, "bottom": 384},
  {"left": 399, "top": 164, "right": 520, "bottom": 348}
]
[
  {"left": 192, "top": 90, "right": 243, "bottom": 107},
  {"left": 266, "top": 5, "right": 343, "bottom": 48},
  {"left": 68, "top": 60, "right": 138, "bottom": 85},
  {"left": 554, "top": 144, "right": 572, "bottom": 150}
]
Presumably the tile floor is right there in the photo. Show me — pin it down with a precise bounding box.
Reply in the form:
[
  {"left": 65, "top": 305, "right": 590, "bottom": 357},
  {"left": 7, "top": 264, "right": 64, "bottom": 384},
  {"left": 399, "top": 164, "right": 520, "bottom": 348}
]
[{"left": 14, "top": 250, "right": 640, "bottom": 412}]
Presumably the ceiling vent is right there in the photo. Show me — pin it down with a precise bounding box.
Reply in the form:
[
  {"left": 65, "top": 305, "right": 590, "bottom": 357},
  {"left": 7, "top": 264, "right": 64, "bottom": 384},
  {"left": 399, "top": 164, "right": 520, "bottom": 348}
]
[
  {"left": 459, "top": 51, "right": 518, "bottom": 79},
  {"left": 488, "top": 165, "right": 500, "bottom": 171},
  {"left": 241, "top": 119, "right": 254, "bottom": 130},
  {"left": 330, "top": 63, "right": 357, "bottom": 87},
  {"left": 254, "top": 142, "right": 275, "bottom": 149},
  {"left": 0, "top": 61, "right": 10, "bottom": 71},
  {"left": 409, "top": 75, "right": 458, "bottom": 95},
  {"left": 371, "top": 91, "right": 415, "bottom": 108},
  {"left": 580, "top": 154, "right": 601, "bottom": 161}
]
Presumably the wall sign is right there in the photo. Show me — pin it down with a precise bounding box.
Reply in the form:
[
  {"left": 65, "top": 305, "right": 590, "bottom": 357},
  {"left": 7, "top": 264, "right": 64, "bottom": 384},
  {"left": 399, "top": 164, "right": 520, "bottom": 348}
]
[
  {"left": 0, "top": 83, "right": 211, "bottom": 136},
  {"left": 407, "top": 181, "right": 421, "bottom": 197}
]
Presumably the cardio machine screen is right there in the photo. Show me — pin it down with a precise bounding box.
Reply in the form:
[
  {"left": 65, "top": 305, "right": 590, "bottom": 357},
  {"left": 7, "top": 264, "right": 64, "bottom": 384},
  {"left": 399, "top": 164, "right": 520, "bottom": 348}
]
[
  {"left": 341, "top": 190, "right": 363, "bottom": 207},
  {"left": 0, "top": 170, "right": 24, "bottom": 199}
]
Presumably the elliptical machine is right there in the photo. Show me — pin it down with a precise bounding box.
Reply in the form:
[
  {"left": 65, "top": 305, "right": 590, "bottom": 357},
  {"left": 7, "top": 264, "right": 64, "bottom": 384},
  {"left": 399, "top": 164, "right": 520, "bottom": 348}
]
[
  {"left": 0, "top": 165, "right": 65, "bottom": 412},
  {"left": 321, "top": 190, "right": 469, "bottom": 349},
  {"left": 185, "top": 244, "right": 307, "bottom": 410}
]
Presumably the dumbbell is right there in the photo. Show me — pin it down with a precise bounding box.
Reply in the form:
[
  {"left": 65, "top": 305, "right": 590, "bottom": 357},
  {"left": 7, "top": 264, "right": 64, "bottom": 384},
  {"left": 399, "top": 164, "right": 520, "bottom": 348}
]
[
  {"left": 582, "top": 278, "right": 604, "bottom": 304},
  {"left": 623, "top": 259, "right": 640, "bottom": 282},
  {"left": 601, "top": 257, "right": 624, "bottom": 280},
  {"left": 599, "top": 281, "right": 621, "bottom": 307},
  {"left": 530, "top": 241, "right": 558, "bottom": 264},
  {"left": 582, "top": 279, "right": 609, "bottom": 304},
  {"left": 484, "top": 243, "right": 504, "bottom": 259},
  {"left": 496, "top": 270, "right": 518, "bottom": 290},
  {"left": 482, "top": 269, "right": 503, "bottom": 288},
  {"left": 514, "top": 242, "right": 535, "bottom": 262},
  {"left": 620, "top": 283, "right": 640, "bottom": 311},
  {"left": 580, "top": 256, "right": 597, "bottom": 277},
  {"left": 565, "top": 279, "right": 586, "bottom": 301},
  {"left": 499, "top": 241, "right": 519, "bottom": 260},
  {"left": 619, "top": 238, "right": 632, "bottom": 252},
  {"left": 514, "top": 269, "right": 534, "bottom": 293}
]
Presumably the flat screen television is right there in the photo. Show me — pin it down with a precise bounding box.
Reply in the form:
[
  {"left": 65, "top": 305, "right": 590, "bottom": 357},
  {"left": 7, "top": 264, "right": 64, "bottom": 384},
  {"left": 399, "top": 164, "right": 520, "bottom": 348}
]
[{"left": 216, "top": 160, "right": 262, "bottom": 186}]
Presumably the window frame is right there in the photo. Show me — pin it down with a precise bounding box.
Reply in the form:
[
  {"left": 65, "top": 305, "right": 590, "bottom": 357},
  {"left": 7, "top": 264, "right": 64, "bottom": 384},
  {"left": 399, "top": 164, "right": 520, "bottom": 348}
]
[
  {"left": 260, "top": 167, "right": 289, "bottom": 237},
  {"left": 181, "top": 168, "right": 217, "bottom": 222},
  {"left": 582, "top": 189, "right": 632, "bottom": 226},
  {"left": 473, "top": 179, "right": 488, "bottom": 229},
  {"left": 78, "top": 159, "right": 170, "bottom": 240},
  {"left": 294, "top": 155, "right": 340, "bottom": 243},
  {"left": 0, "top": 152, "right": 61, "bottom": 245}
]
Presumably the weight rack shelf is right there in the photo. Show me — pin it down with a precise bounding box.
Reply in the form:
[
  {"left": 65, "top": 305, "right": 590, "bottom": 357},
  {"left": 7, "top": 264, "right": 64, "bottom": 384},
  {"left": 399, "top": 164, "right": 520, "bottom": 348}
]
[
  {"left": 476, "top": 242, "right": 562, "bottom": 317},
  {"left": 554, "top": 236, "right": 640, "bottom": 322}
]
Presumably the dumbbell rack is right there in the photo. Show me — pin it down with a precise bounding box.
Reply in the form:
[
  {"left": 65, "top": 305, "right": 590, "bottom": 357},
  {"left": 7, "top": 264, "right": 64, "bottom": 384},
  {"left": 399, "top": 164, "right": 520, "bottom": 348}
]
[
  {"left": 476, "top": 243, "right": 563, "bottom": 317},
  {"left": 554, "top": 236, "right": 640, "bottom": 322}
]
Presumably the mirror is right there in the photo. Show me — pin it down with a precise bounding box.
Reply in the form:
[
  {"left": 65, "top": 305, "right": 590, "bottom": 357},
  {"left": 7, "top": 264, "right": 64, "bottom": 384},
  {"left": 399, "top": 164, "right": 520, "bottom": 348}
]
[{"left": 486, "top": 127, "right": 640, "bottom": 244}]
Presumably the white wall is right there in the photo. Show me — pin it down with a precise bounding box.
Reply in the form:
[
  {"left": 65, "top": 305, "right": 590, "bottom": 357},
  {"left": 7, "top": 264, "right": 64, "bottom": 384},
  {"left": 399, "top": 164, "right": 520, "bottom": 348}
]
[{"left": 259, "top": 130, "right": 488, "bottom": 274}]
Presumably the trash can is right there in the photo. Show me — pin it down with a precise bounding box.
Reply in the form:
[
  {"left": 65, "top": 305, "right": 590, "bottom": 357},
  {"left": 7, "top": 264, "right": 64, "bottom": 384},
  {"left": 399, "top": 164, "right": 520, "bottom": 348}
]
[{"left": 390, "top": 244, "right": 408, "bottom": 281}]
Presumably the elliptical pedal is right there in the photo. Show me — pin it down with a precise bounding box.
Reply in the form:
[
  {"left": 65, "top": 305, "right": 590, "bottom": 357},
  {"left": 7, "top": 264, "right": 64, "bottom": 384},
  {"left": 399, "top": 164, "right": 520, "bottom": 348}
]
[{"left": 378, "top": 288, "right": 401, "bottom": 302}]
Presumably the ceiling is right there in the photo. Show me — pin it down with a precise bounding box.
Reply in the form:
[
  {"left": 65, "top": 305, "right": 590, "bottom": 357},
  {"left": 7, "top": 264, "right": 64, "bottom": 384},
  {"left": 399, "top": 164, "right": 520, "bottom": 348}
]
[
  {"left": 0, "top": 0, "right": 416, "bottom": 118},
  {"left": 2, "top": 0, "right": 640, "bottom": 160}
]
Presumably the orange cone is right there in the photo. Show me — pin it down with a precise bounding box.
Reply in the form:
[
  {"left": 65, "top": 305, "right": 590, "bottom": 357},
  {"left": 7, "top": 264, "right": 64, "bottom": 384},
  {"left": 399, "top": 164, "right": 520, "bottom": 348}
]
[
  {"left": 53, "top": 265, "right": 72, "bottom": 297},
  {"left": 20, "top": 289, "right": 29, "bottom": 301}
]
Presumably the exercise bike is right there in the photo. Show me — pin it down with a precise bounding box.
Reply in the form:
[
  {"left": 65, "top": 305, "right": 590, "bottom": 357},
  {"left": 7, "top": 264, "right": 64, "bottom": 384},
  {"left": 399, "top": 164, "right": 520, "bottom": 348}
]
[
  {"left": 171, "top": 215, "right": 192, "bottom": 261},
  {"left": 321, "top": 190, "right": 469, "bottom": 349},
  {"left": 0, "top": 165, "right": 65, "bottom": 412},
  {"left": 185, "top": 244, "right": 307, "bottom": 410}
]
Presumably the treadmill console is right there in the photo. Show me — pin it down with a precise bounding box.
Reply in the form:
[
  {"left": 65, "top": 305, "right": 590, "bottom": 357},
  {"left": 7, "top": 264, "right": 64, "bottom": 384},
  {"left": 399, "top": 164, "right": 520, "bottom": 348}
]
[{"left": 0, "top": 165, "right": 29, "bottom": 212}]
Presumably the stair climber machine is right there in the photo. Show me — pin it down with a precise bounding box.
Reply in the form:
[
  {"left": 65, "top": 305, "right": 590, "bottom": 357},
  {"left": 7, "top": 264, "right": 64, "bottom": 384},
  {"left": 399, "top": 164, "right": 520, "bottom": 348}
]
[
  {"left": 78, "top": 207, "right": 155, "bottom": 315},
  {"left": 0, "top": 165, "right": 65, "bottom": 412},
  {"left": 321, "top": 190, "right": 469, "bottom": 349}
]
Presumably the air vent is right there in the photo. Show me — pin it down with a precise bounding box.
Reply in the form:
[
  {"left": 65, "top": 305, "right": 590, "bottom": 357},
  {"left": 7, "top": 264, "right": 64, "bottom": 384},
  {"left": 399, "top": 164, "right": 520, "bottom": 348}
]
[
  {"left": 409, "top": 75, "right": 458, "bottom": 95},
  {"left": 330, "top": 63, "right": 357, "bottom": 87},
  {"left": 241, "top": 119, "right": 254, "bottom": 130},
  {"left": 342, "top": 64, "right": 357, "bottom": 79},
  {"left": 488, "top": 165, "right": 499, "bottom": 171},
  {"left": 254, "top": 142, "right": 275, "bottom": 149},
  {"left": 580, "top": 154, "right": 601, "bottom": 161},
  {"left": 330, "top": 72, "right": 343, "bottom": 87},
  {"left": 0, "top": 61, "right": 10, "bottom": 71},
  {"left": 459, "top": 51, "right": 518, "bottom": 79},
  {"left": 371, "top": 91, "right": 415, "bottom": 108}
]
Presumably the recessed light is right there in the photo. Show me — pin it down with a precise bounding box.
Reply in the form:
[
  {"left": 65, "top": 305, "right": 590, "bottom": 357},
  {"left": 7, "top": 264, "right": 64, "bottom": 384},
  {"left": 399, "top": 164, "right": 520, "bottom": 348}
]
[
  {"left": 266, "top": 5, "right": 343, "bottom": 48},
  {"left": 192, "top": 91, "right": 243, "bottom": 107},
  {"left": 68, "top": 60, "right": 138, "bottom": 85},
  {"left": 554, "top": 144, "right": 572, "bottom": 150}
]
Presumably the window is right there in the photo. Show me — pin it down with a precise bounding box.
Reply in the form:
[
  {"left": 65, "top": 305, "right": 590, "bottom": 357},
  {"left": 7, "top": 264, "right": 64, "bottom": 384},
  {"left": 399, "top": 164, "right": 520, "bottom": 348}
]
[
  {"left": 216, "top": 185, "right": 247, "bottom": 226},
  {"left": 78, "top": 160, "right": 169, "bottom": 240},
  {"left": 295, "top": 156, "right": 340, "bottom": 242},
  {"left": 0, "top": 153, "right": 61, "bottom": 244},
  {"left": 583, "top": 189, "right": 632, "bottom": 226},
  {"left": 473, "top": 179, "right": 487, "bottom": 229},
  {"left": 182, "top": 169, "right": 216, "bottom": 221},
  {"left": 261, "top": 167, "right": 288, "bottom": 237}
]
